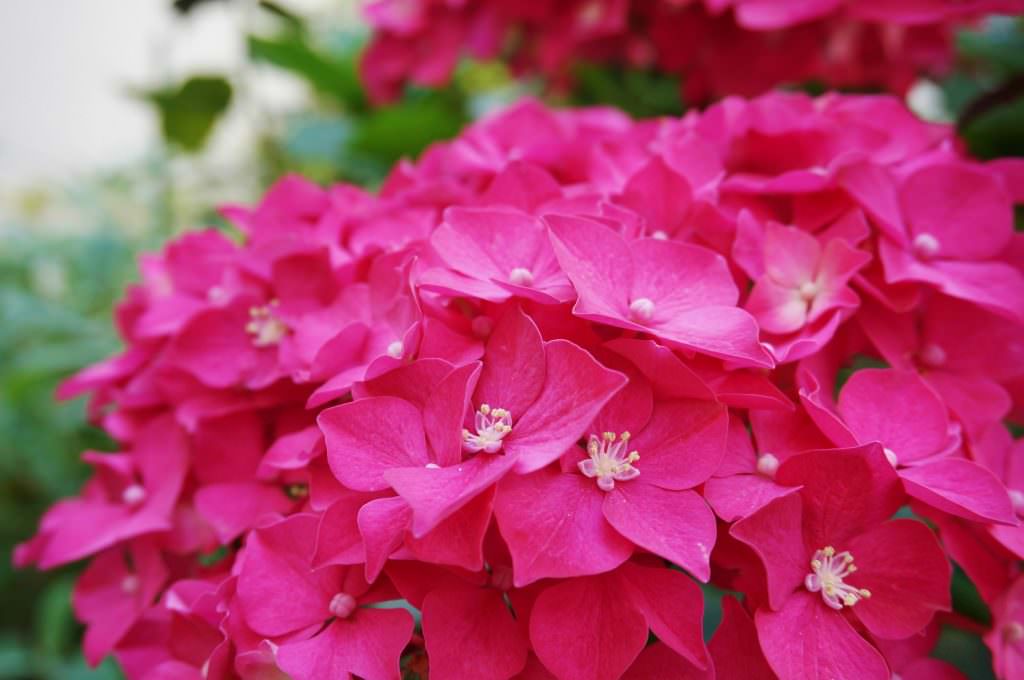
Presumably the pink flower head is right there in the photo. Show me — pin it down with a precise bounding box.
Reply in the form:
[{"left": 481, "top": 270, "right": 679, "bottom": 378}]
[
  {"left": 987, "top": 574, "right": 1024, "bottom": 680},
  {"left": 879, "top": 160, "right": 1024, "bottom": 322},
  {"left": 733, "top": 445, "right": 951, "bottom": 679},
  {"left": 802, "top": 365, "right": 1017, "bottom": 525},
  {"left": 235, "top": 514, "right": 413, "bottom": 680},
  {"left": 547, "top": 214, "right": 773, "bottom": 368},
  {"left": 495, "top": 364, "right": 726, "bottom": 585},
  {"left": 15, "top": 415, "right": 187, "bottom": 569},
  {"left": 422, "top": 207, "right": 574, "bottom": 303}
]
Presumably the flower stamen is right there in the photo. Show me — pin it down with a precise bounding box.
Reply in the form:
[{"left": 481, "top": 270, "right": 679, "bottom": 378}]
[
  {"left": 579, "top": 431, "right": 640, "bottom": 491},
  {"left": 462, "top": 404, "right": 513, "bottom": 453},
  {"left": 805, "top": 546, "right": 871, "bottom": 610},
  {"left": 246, "top": 300, "right": 288, "bottom": 347}
]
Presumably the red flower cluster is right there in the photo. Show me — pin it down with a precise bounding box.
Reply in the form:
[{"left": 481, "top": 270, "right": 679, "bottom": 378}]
[
  {"left": 362, "top": 0, "right": 1024, "bottom": 103},
  {"left": 16, "top": 93, "right": 1024, "bottom": 679}
]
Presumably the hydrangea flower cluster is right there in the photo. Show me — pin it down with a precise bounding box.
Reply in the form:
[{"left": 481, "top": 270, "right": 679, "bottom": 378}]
[
  {"left": 362, "top": 0, "right": 1024, "bottom": 103},
  {"left": 17, "top": 92, "right": 1024, "bottom": 679}
]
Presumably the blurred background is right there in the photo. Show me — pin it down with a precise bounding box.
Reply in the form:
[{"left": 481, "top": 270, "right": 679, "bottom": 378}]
[{"left": 0, "top": 1, "right": 1022, "bottom": 678}]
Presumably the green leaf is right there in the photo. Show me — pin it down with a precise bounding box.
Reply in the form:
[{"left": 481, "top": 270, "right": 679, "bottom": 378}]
[
  {"left": 960, "top": 95, "right": 1024, "bottom": 160},
  {"left": 349, "top": 93, "right": 468, "bottom": 165},
  {"left": 247, "top": 34, "right": 366, "bottom": 111},
  {"left": 143, "top": 76, "right": 233, "bottom": 152}
]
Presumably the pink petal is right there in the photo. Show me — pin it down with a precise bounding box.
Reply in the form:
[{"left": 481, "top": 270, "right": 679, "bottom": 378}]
[
  {"left": 901, "top": 163, "right": 1013, "bottom": 261},
  {"left": 630, "top": 400, "right": 728, "bottom": 490},
  {"left": 709, "top": 596, "right": 775, "bottom": 680},
  {"left": 620, "top": 562, "right": 709, "bottom": 668},
  {"left": 837, "top": 369, "right": 948, "bottom": 463},
  {"left": 194, "top": 482, "right": 294, "bottom": 544},
  {"left": 756, "top": 590, "right": 890, "bottom": 680},
  {"left": 319, "top": 396, "right": 429, "bottom": 492},
  {"left": 776, "top": 445, "right": 904, "bottom": 548},
  {"left": 276, "top": 608, "right": 413, "bottom": 680},
  {"left": 616, "top": 157, "right": 693, "bottom": 238},
  {"left": 848, "top": 519, "right": 951, "bottom": 640},
  {"left": 356, "top": 496, "right": 410, "bottom": 582},
  {"left": 385, "top": 453, "right": 516, "bottom": 536},
  {"left": 604, "top": 485, "right": 716, "bottom": 581},
  {"left": 406, "top": 486, "right": 493, "bottom": 572},
  {"left": 529, "top": 574, "right": 648, "bottom": 680},
  {"left": 475, "top": 307, "right": 546, "bottom": 421},
  {"left": 546, "top": 214, "right": 632, "bottom": 321},
  {"left": 622, "top": 643, "right": 712, "bottom": 680},
  {"left": 313, "top": 491, "right": 384, "bottom": 569},
  {"left": 495, "top": 468, "right": 633, "bottom": 587},
  {"left": 656, "top": 306, "right": 773, "bottom": 368},
  {"left": 730, "top": 491, "right": 807, "bottom": 611},
  {"left": 422, "top": 587, "right": 529, "bottom": 680},
  {"left": 704, "top": 474, "right": 792, "bottom": 522},
  {"left": 762, "top": 223, "right": 821, "bottom": 288},
  {"left": 481, "top": 161, "right": 563, "bottom": 211},
  {"left": 236, "top": 514, "right": 342, "bottom": 637},
  {"left": 604, "top": 338, "right": 715, "bottom": 401},
  {"left": 510, "top": 339, "right": 627, "bottom": 473},
  {"left": 900, "top": 458, "right": 1017, "bottom": 525},
  {"left": 423, "top": 362, "right": 480, "bottom": 468},
  {"left": 747, "top": 278, "right": 807, "bottom": 334}
]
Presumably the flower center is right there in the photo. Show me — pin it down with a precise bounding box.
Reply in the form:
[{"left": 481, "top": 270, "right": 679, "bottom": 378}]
[
  {"left": 798, "top": 281, "right": 820, "bottom": 301},
  {"left": 328, "top": 592, "right": 357, "bottom": 619},
  {"left": 121, "top": 574, "right": 140, "bottom": 594},
  {"left": 509, "top": 267, "right": 535, "bottom": 287},
  {"left": 756, "top": 453, "right": 779, "bottom": 478},
  {"left": 805, "top": 546, "right": 871, "bottom": 610},
  {"left": 462, "top": 404, "right": 513, "bottom": 453},
  {"left": 918, "top": 343, "right": 946, "bottom": 368},
  {"left": 246, "top": 302, "right": 287, "bottom": 347},
  {"left": 578, "top": 431, "right": 640, "bottom": 491},
  {"left": 629, "top": 298, "right": 656, "bottom": 323},
  {"left": 912, "top": 233, "right": 941, "bottom": 259},
  {"left": 121, "top": 484, "right": 146, "bottom": 506},
  {"left": 386, "top": 340, "right": 404, "bottom": 358},
  {"left": 1010, "top": 489, "right": 1024, "bottom": 517}
]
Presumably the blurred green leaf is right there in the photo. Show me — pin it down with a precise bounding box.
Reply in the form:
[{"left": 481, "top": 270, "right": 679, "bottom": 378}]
[
  {"left": 933, "top": 626, "right": 997, "bottom": 680},
  {"left": 349, "top": 92, "right": 468, "bottom": 165},
  {"left": 248, "top": 34, "right": 366, "bottom": 111},
  {"left": 143, "top": 76, "right": 233, "bottom": 152},
  {"left": 961, "top": 95, "right": 1024, "bottom": 159},
  {"left": 571, "top": 63, "right": 684, "bottom": 118}
]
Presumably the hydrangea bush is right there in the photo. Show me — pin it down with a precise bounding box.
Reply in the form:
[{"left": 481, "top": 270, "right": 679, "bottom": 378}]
[
  {"left": 16, "top": 92, "right": 1024, "bottom": 679},
  {"left": 362, "top": 0, "right": 1024, "bottom": 103}
]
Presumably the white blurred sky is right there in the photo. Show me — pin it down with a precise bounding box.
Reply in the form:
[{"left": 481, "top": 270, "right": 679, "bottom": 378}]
[{"left": 0, "top": 0, "right": 349, "bottom": 187}]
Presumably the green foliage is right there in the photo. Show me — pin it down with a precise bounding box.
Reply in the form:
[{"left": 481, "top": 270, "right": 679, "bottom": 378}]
[{"left": 142, "top": 75, "right": 233, "bottom": 152}]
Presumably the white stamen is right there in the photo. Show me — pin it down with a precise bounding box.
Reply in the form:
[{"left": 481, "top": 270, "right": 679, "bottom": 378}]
[
  {"left": 386, "top": 340, "right": 404, "bottom": 359},
  {"left": 912, "top": 233, "right": 941, "bottom": 259},
  {"left": 756, "top": 453, "right": 780, "bottom": 478},
  {"left": 328, "top": 592, "right": 357, "bottom": 619},
  {"left": 578, "top": 431, "right": 640, "bottom": 491},
  {"left": 509, "top": 267, "right": 535, "bottom": 287},
  {"left": 471, "top": 316, "right": 494, "bottom": 338},
  {"left": 629, "top": 297, "right": 656, "bottom": 323},
  {"left": 919, "top": 343, "right": 947, "bottom": 368},
  {"left": 1009, "top": 489, "right": 1024, "bottom": 516},
  {"left": 883, "top": 447, "right": 899, "bottom": 467},
  {"left": 425, "top": 463, "right": 441, "bottom": 469},
  {"left": 121, "top": 574, "right": 140, "bottom": 594},
  {"left": 245, "top": 301, "right": 287, "bottom": 347},
  {"left": 651, "top": 230, "right": 669, "bottom": 240},
  {"left": 798, "top": 281, "right": 820, "bottom": 301},
  {"left": 805, "top": 546, "right": 871, "bottom": 610},
  {"left": 462, "top": 404, "right": 513, "bottom": 453},
  {"left": 122, "top": 484, "right": 146, "bottom": 506}
]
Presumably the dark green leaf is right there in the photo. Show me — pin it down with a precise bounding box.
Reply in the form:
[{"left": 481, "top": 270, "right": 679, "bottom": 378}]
[{"left": 143, "top": 75, "right": 233, "bottom": 152}]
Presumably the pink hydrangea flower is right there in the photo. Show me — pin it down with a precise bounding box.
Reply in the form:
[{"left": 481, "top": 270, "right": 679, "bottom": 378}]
[{"left": 17, "top": 92, "right": 1024, "bottom": 679}]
